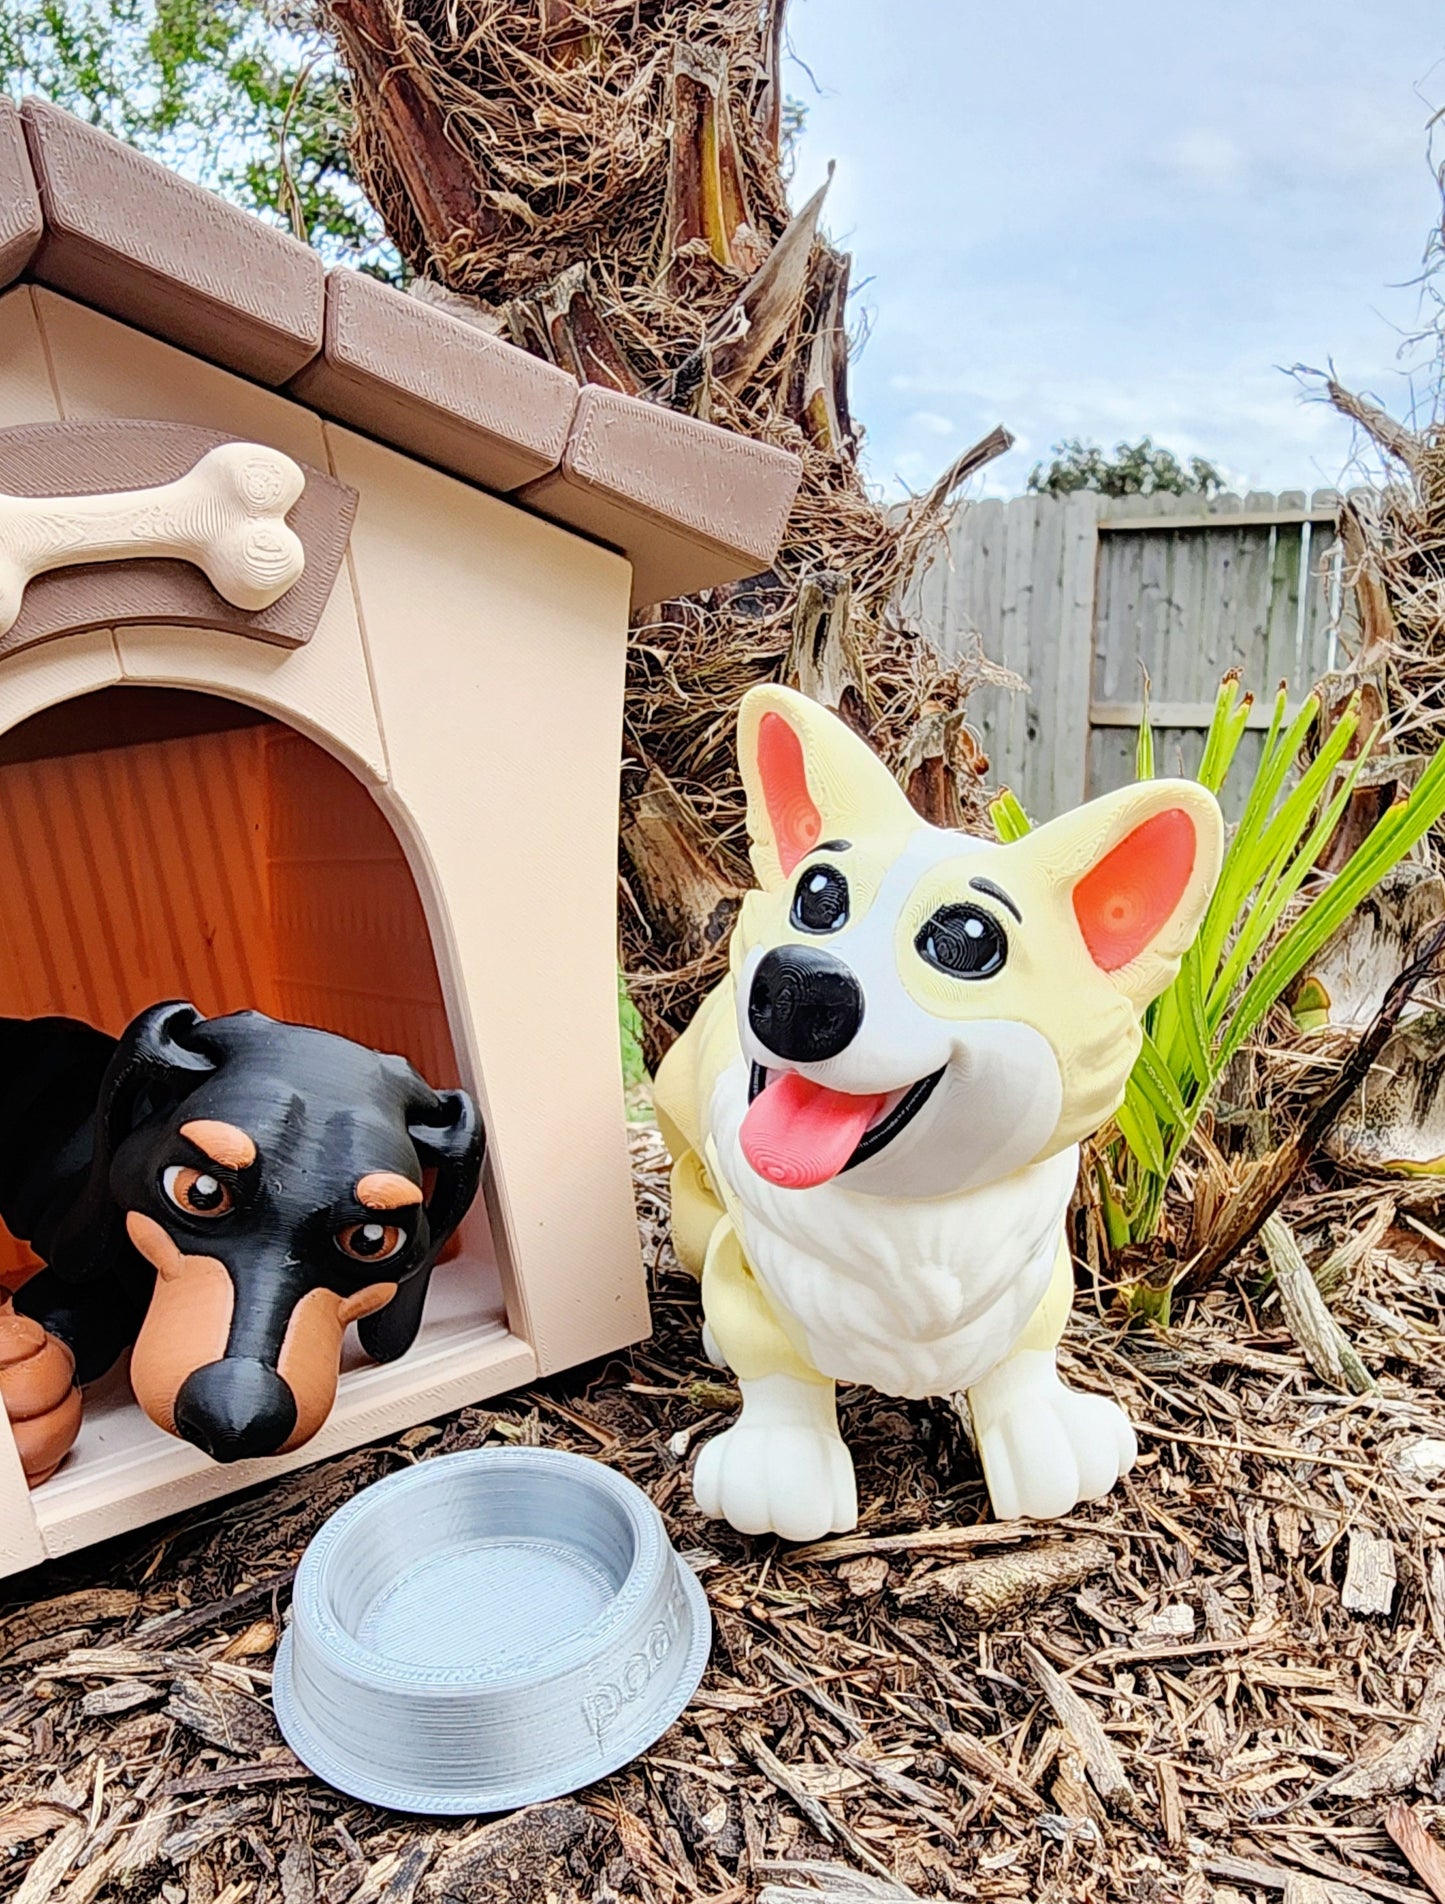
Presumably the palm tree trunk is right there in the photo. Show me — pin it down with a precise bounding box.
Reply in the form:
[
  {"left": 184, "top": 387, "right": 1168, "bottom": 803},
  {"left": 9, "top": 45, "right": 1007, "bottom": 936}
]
[{"left": 330, "top": 0, "right": 1003, "bottom": 1066}]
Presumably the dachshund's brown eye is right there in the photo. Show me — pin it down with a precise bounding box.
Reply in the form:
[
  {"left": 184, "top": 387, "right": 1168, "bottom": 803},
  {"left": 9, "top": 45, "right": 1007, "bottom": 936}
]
[
  {"left": 162, "top": 1164, "right": 235, "bottom": 1217},
  {"left": 336, "top": 1221, "right": 406, "bottom": 1263}
]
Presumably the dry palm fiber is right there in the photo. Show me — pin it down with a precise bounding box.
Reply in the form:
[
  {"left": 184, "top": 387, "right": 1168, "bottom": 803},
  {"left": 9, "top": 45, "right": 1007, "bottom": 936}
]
[
  {"left": 326, "top": 0, "right": 1005, "bottom": 1064},
  {"left": 1321, "top": 375, "right": 1445, "bottom": 868}
]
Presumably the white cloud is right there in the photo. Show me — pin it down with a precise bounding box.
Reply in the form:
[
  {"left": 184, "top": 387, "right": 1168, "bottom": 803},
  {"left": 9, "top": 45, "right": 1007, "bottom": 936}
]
[
  {"left": 1160, "top": 128, "right": 1247, "bottom": 190},
  {"left": 787, "top": 0, "right": 1445, "bottom": 501}
]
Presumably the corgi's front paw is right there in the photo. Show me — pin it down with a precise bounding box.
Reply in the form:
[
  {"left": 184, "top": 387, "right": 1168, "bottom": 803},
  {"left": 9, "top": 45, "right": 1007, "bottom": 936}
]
[
  {"left": 692, "top": 1373, "right": 856, "bottom": 1541},
  {"left": 969, "top": 1349, "right": 1136, "bottom": 1522}
]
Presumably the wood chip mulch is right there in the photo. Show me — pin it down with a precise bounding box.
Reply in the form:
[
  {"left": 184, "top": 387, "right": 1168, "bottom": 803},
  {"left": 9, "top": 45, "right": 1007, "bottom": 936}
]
[{"left": 4, "top": 1127, "right": 1445, "bottom": 1904}]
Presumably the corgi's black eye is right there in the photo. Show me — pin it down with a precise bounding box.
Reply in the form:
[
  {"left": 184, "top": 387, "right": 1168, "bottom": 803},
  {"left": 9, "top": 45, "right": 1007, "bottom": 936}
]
[
  {"left": 917, "top": 904, "right": 1008, "bottom": 979},
  {"left": 791, "top": 864, "right": 849, "bottom": 933}
]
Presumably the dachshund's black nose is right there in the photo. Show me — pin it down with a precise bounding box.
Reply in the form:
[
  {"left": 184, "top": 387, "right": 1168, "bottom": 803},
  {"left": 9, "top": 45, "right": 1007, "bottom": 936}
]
[
  {"left": 173, "top": 1359, "right": 297, "bottom": 1462},
  {"left": 749, "top": 946, "right": 863, "bottom": 1064}
]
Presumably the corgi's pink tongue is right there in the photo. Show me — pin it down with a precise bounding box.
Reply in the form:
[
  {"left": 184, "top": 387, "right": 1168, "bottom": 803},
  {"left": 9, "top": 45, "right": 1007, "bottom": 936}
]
[{"left": 740, "top": 1072, "right": 887, "bottom": 1189}]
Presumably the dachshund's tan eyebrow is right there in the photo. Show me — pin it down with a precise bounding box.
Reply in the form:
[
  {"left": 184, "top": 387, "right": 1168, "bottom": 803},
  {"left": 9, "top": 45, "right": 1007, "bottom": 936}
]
[
  {"left": 969, "top": 876, "right": 1022, "bottom": 923},
  {"left": 356, "top": 1172, "right": 424, "bottom": 1210},
  {"left": 179, "top": 1120, "right": 256, "bottom": 1170}
]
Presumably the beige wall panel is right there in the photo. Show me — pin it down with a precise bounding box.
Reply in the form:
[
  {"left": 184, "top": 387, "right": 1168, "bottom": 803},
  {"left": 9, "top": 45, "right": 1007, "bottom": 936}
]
[
  {"left": 116, "top": 585, "right": 387, "bottom": 786},
  {"left": 0, "top": 286, "right": 60, "bottom": 427},
  {"left": 325, "top": 422, "right": 649, "bottom": 1373},
  {"left": 0, "top": 1408, "right": 45, "bottom": 1571},
  {"left": 33, "top": 287, "right": 324, "bottom": 465},
  {"left": 0, "top": 628, "right": 123, "bottom": 736}
]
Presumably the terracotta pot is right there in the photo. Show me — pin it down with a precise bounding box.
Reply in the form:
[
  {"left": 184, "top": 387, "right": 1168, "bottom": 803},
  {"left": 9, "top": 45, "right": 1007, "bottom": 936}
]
[{"left": 0, "top": 1298, "right": 81, "bottom": 1486}]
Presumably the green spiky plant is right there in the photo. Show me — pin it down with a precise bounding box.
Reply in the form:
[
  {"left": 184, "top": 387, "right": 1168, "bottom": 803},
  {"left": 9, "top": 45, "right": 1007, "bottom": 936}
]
[
  {"left": 992, "top": 673, "right": 1445, "bottom": 1314},
  {"left": 619, "top": 966, "right": 655, "bottom": 1125}
]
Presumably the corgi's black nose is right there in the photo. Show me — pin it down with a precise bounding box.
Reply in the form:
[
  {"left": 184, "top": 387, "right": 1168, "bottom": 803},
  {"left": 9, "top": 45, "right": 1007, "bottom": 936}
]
[{"left": 749, "top": 947, "right": 863, "bottom": 1063}]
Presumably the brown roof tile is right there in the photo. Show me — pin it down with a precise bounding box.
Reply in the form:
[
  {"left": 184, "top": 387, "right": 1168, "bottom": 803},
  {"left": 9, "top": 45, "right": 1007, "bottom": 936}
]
[
  {"left": 3, "top": 97, "right": 802, "bottom": 601},
  {"left": 289, "top": 268, "right": 576, "bottom": 493},
  {"left": 518, "top": 385, "right": 803, "bottom": 609},
  {"left": 0, "top": 98, "right": 41, "bottom": 289},
  {"left": 22, "top": 97, "right": 323, "bottom": 385}
]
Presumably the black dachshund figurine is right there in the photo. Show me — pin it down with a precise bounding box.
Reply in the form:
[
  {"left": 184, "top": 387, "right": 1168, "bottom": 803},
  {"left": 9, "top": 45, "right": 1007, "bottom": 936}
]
[{"left": 0, "top": 1002, "right": 482, "bottom": 1483}]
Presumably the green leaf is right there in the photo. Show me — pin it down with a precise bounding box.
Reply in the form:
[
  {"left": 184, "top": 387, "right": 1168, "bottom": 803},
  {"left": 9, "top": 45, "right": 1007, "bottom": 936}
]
[
  {"left": 1217, "top": 746, "right": 1445, "bottom": 1074},
  {"left": 1135, "top": 674, "right": 1155, "bottom": 781},
  {"left": 1196, "top": 674, "right": 1252, "bottom": 794},
  {"left": 1116, "top": 1096, "right": 1167, "bottom": 1178},
  {"left": 618, "top": 968, "right": 648, "bottom": 1088},
  {"left": 1095, "top": 1161, "right": 1133, "bottom": 1251},
  {"left": 1197, "top": 691, "right": 1327, "bottom": 983},
  {"left": 1178, "top": 952, "right": 1213, "bottom": 1093},
  {"left": 989, "top": 788, "right": 1032, "bottom": 841},
  {"left": 1207, "top": 732, "right": 1366, "bottom": 1022},
  {"left": 1129, "top": 1028, "right": 1189, "bottom": 1125},
  {"left": 1123, "top": 1279, "right": 1172, "bottom": 1327},
  {"left": 1292, "top": 975, "right": 1330, "bottom": 1030}
]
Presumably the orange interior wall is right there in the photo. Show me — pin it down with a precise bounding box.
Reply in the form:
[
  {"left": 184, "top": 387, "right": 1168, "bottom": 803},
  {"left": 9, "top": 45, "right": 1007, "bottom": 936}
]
[
  {"left": 0, "top": 722, "right": 276, "bottom": 1032},
  {"left": 265, "top": 730, "right": 457, "bottom": 1089},
  {"left": 0, "top": 694, "right": 458, "bottom": 1285}
]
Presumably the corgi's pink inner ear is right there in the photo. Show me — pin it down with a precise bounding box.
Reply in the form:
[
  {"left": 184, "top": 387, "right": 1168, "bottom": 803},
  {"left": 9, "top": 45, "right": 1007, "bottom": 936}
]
[
  {"left": 756, "top": 711, "right": 821, "bottom": 875},
  {"left": 1073, "top": 808, "right": 1197, "bottom": 971}
]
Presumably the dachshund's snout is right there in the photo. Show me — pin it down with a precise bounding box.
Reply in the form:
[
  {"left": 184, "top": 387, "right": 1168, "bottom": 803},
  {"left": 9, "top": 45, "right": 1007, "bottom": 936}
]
[{"left": 172, "top": 1358, "right": 297, "bottom": 1462}]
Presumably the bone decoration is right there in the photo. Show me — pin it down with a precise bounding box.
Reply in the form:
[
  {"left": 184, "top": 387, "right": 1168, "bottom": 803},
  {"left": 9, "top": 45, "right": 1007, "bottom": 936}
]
[{"left": 0, "top": 442, "right": 307, "bottom": 636}]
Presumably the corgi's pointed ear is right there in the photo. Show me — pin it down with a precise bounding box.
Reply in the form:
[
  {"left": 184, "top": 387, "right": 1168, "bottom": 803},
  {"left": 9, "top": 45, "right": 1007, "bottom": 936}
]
[
  {"left": 737, "top": 685, "right": 917, "bottom": 889},
  {"left": 1028, "top": 780, "right": 1224, "bottom": 1009}
]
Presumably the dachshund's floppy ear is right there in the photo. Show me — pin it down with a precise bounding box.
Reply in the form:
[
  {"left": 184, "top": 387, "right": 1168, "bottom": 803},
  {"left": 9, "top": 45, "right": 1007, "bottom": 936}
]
[
  {"left": 408, "top": 1087, "right": 485, "bottom": 1246},
  {"left": 48, "top": 1002, "right": 218, "bottom": 1286},
  {"left": 357, "top": 1086, "right": 485, "bottom": 1365}
]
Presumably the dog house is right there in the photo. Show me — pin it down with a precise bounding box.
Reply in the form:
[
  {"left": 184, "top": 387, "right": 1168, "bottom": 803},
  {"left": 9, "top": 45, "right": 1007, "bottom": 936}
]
[{"left": 0, "top": 97, "right": 801, "bottom": 1579}]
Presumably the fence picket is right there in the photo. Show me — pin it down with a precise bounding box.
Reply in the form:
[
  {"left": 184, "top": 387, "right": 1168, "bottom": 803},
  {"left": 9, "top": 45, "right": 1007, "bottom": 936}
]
[{"left": 915, "top": 488, "right": 1343, "bottom": 821}]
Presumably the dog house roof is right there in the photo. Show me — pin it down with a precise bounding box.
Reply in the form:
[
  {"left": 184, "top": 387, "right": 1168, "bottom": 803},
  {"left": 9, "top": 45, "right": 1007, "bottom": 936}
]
[{"left": 0, "top": 97, "right": 803, "bottom": 610}]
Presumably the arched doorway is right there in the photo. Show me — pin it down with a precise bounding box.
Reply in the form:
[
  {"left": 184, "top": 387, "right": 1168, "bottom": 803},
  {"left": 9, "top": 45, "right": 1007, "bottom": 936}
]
[{"left": 0, "top": 686, "right": 493, "bottom": 1316}]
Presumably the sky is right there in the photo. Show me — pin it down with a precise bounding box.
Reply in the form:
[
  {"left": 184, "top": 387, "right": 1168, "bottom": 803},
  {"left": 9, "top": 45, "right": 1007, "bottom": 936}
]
[{"left": 785, "top": 0, "right": 1445, "bottom": 500}]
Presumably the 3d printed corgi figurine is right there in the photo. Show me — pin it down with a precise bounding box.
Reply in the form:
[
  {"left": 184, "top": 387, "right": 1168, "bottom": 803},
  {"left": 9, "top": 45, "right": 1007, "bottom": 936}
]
[
  {"left": 655, "top": 686, "right": 1224, "bottom": 1540},
  {"left": 0, "top": 1003, "right": 482, "bottom": 1485}
]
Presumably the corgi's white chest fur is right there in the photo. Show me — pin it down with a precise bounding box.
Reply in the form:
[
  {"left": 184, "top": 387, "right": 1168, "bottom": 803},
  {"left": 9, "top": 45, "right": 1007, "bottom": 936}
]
[{"left": 709, "top": 1062, "right": 1079, "bottom": 1398}]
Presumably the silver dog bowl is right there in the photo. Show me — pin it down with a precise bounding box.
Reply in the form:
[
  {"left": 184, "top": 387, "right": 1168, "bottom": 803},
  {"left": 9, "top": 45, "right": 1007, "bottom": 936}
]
[{"left": 272, "top": 1447, "right": 711, "bottom": 1813}]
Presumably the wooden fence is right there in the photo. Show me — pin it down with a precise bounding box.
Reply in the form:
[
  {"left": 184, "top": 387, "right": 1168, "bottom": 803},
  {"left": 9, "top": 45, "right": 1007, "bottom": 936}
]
[{"left": 909, "top": 489, "right": 1348, "bottom": 821}]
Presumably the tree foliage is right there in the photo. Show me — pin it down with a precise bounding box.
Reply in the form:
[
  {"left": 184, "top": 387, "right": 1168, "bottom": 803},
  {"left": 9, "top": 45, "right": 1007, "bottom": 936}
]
[
  {"left": 0, "top": 0, "right": 396, "bottom": 275},
  {"left": 1028, "top": 435, "right": 1224, "bottom": 499}
]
